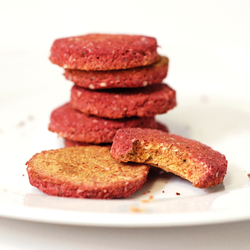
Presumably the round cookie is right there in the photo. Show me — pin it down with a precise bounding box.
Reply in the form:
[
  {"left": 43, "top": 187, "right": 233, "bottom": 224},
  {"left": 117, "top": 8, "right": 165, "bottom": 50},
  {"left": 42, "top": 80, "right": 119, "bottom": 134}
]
[
  {"left": 48, "top": 103, "right": 163, "bottom": 144},
  {"left": 64, "top": 139, "right": 111, "bottom": 147},
  {"left": 64, "top": 140, "right": 92, "bottom": 147},
  {"left": 49, "top": 34, "right": 160, "bottom": 71},
  {"left": 64, "top": 56, "right": 169, "bottom": 89},
  {"left": 71, "top": 83, "right": 176, "bottom": 119},
  {"left": 63, "top": 122, "right": 168, "bottom": 147},
  {"left": 26, "top": 146, "right": 150, "bottom": 199},
  {"left": 111, "top": 128, "right": 228, "bottom": 188}
]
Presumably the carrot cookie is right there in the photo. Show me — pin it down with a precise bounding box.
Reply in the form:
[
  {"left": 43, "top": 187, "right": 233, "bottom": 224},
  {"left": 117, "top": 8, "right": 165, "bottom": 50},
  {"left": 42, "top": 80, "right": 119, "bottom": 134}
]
[
  {"left": 70, "top": 83, "right": 176, "bottom": 119},
  {"left": 48, "top": 103, "right": 165, "bottom": 144},
  {"left": 111, "top": 128, "right": 227, "bottom": 188},
  {"left": 26, "top": 146, "right": 150, "bottom": 199},
  {"left": 64, "top": 56, "right": 168, "bottom": 89},
  {"left": 49, "top": 34, "right": 160, "bottom": 71}
]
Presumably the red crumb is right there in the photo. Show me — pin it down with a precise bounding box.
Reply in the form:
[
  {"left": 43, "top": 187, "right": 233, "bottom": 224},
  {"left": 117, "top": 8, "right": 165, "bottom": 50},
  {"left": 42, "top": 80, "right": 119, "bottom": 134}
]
[
  {"left": 148, "top": 191, "right": 151, "bottom": 193},
  {"left": 162, "top": 191, "right": 165, "bottom": 193},
  {"left": 247, "top": 173, "right": 250, "bottom": 179},
  {"left": 176, "top": 192, "right": 180, "bottom": 195}
]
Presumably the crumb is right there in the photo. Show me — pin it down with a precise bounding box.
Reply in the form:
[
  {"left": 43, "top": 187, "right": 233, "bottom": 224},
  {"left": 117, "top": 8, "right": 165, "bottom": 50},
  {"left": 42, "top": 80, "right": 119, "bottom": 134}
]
[
  {"left": 176, "top": 192, "right": 180, "bottom": 195},
  {"left": 22, "top": 174, "right": 25, "bottom": 177},
  {"left": 16, "top": 121, "right": 25, "bottom": 128},
  {"left": 162, "top": 191, "right": 165, "bottom": 193},
  {"left": 130, "top": 206, "right": 145, "bottom": 213},
  {"left": 141, "top": 195, "right": 154, "bottom": 203},
  {"left": 147, "top": 191, "right": 151, "bottom": 193},
  {"left": 247, "top": 173, "right": 250, "bottom": 179},
  {"left": 27, "top": 115, "right": 35, "bottom": 121},
  {"left": 143, "top": 192, "right": 145, "bottom": 194}
]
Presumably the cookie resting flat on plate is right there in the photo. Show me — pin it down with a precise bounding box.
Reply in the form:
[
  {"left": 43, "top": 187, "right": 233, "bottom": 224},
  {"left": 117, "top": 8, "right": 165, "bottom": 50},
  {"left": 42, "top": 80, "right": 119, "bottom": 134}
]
[
  {"left": 63, "top": 121, "right": 168, "bottom": 147},
  {"left": 26, "top": 146, "right": 150, "bottom": 199},
  {"left": 48, "top": 103, "right": 167, "bottom": 144}
]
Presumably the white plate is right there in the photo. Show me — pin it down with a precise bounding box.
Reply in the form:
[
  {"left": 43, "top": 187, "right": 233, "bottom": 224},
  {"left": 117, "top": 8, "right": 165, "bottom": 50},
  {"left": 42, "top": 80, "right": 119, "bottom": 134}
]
[{"left": 0, "top": 89, "right": 250, "bottom": 227}]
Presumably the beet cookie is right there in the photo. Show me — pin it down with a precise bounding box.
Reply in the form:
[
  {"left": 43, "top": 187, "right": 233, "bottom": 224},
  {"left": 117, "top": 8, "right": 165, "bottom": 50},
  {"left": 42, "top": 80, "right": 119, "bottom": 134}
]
[
  {"left": 64, "top": 56, "right": 169, "bottom": 89},
  {"left": 48, "top": 103, "right": 166, "bottom": 144},
  {"left": 64, "top": 122, "right": 168, "bottom": 147},
  {"left": 111, "top": 128, "right": 228, "bottom": 188},
  {"left": 49, "top": 34, "right": 160, "bottom": 71},
  {"left": 26, "top": 146, "right": 150, "bottom": 199},
  {"left": 71, "top": 83, "right": 176, "bottom": 119},
  {"left": 64, "top": 140, "right": 93, "bottom": 147},
  {"left": 64, "top": 139, "right": 111, "bottom": 147}
]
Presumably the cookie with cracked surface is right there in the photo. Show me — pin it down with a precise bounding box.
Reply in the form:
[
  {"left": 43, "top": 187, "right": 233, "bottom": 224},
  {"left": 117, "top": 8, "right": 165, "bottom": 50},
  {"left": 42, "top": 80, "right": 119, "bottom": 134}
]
[
  {"left": 110, "top": 128, "right": 228, "bottom": 188},
  {"left": 70, "top": 83, "right": 176, "bottom": 119},
  {"left": 49, "top": 33, "right": 160, "bottom": 71},
  {"left": 64, "top": 56, "right": 168, "bottom": 89},
  {"left": 26, "top": 146, "right": 150, "bottom": 199},
  {"left": 48, "top": 103, "right": 167, "bottom": 144}
]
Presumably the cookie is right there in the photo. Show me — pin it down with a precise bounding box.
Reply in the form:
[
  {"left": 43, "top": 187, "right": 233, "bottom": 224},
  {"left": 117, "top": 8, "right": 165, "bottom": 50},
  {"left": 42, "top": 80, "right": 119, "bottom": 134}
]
[
  {"left": 64, "top": 56, "right": 169, "bottom": 89},
  {"left": 48, "top": 103, "right": 166, "bottom": 144},
  {"left": 110, "top": 128, "right": 227, "bottom": 188},
  {"left": 64, "top": 140, "right": 92, "bottom": 147},
  {"left": 49, "top": 34, "right": 160, "bottom": 71},
  {"left": 70, "top": 83, "right": 176, "bottom": 119},
  {"left": 26, "top": 146, "right": 150, "bottom": 199},
  {"left": 64, "top": 122, "right": 168, "bottom": 147},
  {"left": 64, "top": 139, "right": 111, "bottom": 147}
]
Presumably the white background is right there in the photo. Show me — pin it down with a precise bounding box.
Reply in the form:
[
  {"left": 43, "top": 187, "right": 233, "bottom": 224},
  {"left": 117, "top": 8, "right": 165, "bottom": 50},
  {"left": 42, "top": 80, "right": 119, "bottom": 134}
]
[
  {"left": 1, "top": 0, "right": 250, "bottom": 99},
  {"left": 0, "top": 1, "right": 250, "bottom": 249}
]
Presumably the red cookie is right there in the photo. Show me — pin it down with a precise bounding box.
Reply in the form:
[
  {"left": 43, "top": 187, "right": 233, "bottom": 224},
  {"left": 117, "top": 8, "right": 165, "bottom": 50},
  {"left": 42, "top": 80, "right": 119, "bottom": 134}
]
[
  {"left": 64, "top": 122, "right": 168, "bottom": 147},
  {"left": 48, "top": 103, "right": 166, "bottom": 144},
  {"left": 26, "top": 146, "right": 150, "bottom": 199},
  {"left": 111, "top": 128, "right": 228, "bottom": 188},
  {"left": 64, "top": 140, "right": 92, "bottom": 147},
  {"left": 64, "top": 56, "right": 169, "bottom": 89},
  {"left": 64, "top": 139, "right": 111, "bottom": 147},
  {"left": 70, "top": 83, "right": 176, "bottom": 119},
  {"left": 49, "top": 34, "right": 160, "bottom": 71}
]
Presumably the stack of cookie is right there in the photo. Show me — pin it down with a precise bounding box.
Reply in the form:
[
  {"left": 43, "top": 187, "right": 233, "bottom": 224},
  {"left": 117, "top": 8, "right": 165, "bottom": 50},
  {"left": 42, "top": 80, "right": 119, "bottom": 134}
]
[{"left": 48, "top": 34, "right": 176, "bottom": 146}]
